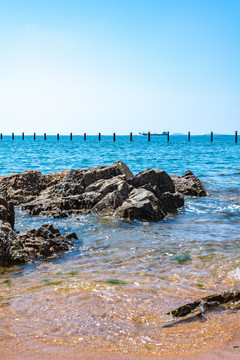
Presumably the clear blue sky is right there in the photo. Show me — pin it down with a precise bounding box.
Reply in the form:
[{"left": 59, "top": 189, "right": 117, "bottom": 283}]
[{"left": 0, "top": 0, "right": 239, "bottom": 134}]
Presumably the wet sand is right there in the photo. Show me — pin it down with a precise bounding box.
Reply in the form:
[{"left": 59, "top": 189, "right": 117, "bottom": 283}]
[
  {"left": 0, "top": 328, "right": 239, "bottom": 360},
  {"left": 1, "top": 275, "right": 240, "bottom": 360}
]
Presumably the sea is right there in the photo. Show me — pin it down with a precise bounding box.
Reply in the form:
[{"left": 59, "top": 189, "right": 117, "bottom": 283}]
[{"left": 0, "top": 134, "right": 239, "bottom": 357}]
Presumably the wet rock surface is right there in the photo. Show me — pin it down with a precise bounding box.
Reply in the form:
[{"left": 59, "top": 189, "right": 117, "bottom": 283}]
[
  {"left": 0, "top": 197, "right": 29, "bottom": 264},
  {"left": 115, "top": 188, "right": 166, "bottom": 221},
  {"left": 0, "top": 170, "right": 48, "bottom": 205},
  {"left": 0, "top": 198, "right": 77, "bottom": 265},
  {"left": 0, "top": 162, "right": 206, "bottom": 222},
  {"left": 0, "top": 220, "right": 30, "bottom": 265},
  {"left": 19, "top": 224, "right": 76, "bottom": 258},
  {"left": 0, "top": 197, "right": 15, "bottom": 228},
  {"left": 165, "top": 290, "right": 240, "bottom": 320},
  {"left": 171, "top": 170, "right": 207, "bottom": 197}
]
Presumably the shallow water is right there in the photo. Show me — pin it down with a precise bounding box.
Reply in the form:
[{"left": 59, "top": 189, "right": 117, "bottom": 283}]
[{"left": 0, "top": 135, "right": 239, "bottom": 357}]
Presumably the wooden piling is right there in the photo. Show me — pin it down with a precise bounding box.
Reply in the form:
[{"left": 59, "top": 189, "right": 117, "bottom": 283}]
[
  {"left": 130, "top": 132, "right": 132, "bottom": 141},
  {"left": 98, "top": 133, "right": 101, "bottom": 141},
  {"left": 148, "top": 131, "right": 150, "bottom": 141},
  {"left": 44, "top": 133, "right": 46, "bottom": 140},
  {"left": 113, "top": 133, "right": 116, "bottom": 141},
  {"left": 34, "top": 133, "right": 36, "bottom": 140},
  {"left": 12, "top": 133, "right": 14, "bottom": 140},
  {"left": 57, "top": 133, "right": 59, "bottom": 140},
  {"left": 167, "top": 131, "right": 170, "bottom": 141},
  {"left": 188, "top": 131, "right": 190, "bottom": 141},
  {"left": 84, "top": 133, "right": 86, "bottom": 141},
  {"left": 0, "top": 133, "right": 2, "bottom": 140},
  {"left": 70, "top": 133, "right": 72, "bottom": 141},
  {"left": 211, "top": 132, "right": 213, "bottom": 142},
  {"left": 235, "top": 131, "right": 238, "bottom": 143},
  {"left": 22, "top": 132, "right": 24, "bottom": 140}
]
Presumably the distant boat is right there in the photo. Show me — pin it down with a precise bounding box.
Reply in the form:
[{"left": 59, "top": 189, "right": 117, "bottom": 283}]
[{"left": 139, "top": 131, "right": 168, "bottom": 136}]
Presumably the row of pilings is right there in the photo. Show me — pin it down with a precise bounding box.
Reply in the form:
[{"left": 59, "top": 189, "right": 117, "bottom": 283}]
[{"left": 0, "top": 131, "right": 238, "bottom": 142}]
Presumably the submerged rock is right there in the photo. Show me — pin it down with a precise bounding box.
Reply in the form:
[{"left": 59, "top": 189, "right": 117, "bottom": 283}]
[
  {"left": 171, "top": 170, "right": 207, "bottom": 197},
  {"left": 0, "top": 197, "right": 77, "bottom": 265},
  {"left": 165, "top": 290, "right": 240, "bottom": 320},
  {"left": 19, "top": 224, "right": 76, "bottom": 258}
]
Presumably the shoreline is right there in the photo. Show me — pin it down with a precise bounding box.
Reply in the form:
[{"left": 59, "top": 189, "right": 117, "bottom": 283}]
[{"left": 0, "top": 162, "right": 239, "bottom": 359}]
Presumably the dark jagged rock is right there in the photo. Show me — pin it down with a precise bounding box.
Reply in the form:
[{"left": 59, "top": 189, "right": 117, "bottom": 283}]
[
  {"left": 0, "top": 220, "right": 30, "bottom": 265},
  {"left": 171, "top": 170, "right": 207, "bottom": 197},
  {"left": 158, "top": 192, "right": 184, "bottom": 213},
  {"left": 21, "top": 164, "right": 183, "bottom": 221},
  {"left": 138, "top": 184, "right": 184, "bottom": 213},
  {"left": 128, "top": 169, "right": 175, "bottom": 194},
  {"left": 0, "top": 197, "right": 15, "bottom": 228},
  {"left": 0, "top": 170, "right": 69, "bottom": 206},
  {"left": 0, "top": 197, "right": 77, "bottom": 265},
  {"left": 0, "top": 170, "right": 47, "bottom": 205},
  {"left": 91, "top": 176, "right": 133, "bottom": 216},
  {"left": 115, "top": 188, "right": 166, "bottom": 221},
  {"left": 0, "top": 163, "right": 206, "bottom": 222},
  {"left": 19, "top": 224, "right": 76, "bottom": 258},
  {"left": 0, "top": 197, "right": 29, "bottom": 264},
  {"left": 49, "top": 161, "right": 133, "bottom": 197},
  {"left": 166, "top": 290, "right": 240, "bottom": 320}
]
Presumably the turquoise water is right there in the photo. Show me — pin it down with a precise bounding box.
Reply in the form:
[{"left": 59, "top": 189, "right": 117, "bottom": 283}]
[{"left": 0, "top": 135, "right": 239, "bottom": 356}]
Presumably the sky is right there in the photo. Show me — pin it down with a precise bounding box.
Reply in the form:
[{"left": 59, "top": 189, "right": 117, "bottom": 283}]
[{"left": 0, "top": 0, "right": 239, "bottom": 135}]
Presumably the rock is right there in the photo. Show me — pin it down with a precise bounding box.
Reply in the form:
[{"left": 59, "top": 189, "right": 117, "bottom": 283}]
[
  {"left": 0, "top": 196, "right": 77, "bottom": 265},
  {"left": 0, "top": 170, "right": 47, "bottom": 205},
  {"left": 158, "top": 192, "right": 184, "bottom": 213},
  {"left": 165, "top": 290, "right": 240, "bottom": 320},
  {"left": 22, "top": 174, "right": 133, "bottom": 218},
  {"left": 0, "top": 220, "right": 30, "bottom": 265},
  {"left": 0, "top": 163, "right": 204, "bottom": 222},
  {"left": 0, "top": 220, "right": 77, "bottom": 265},
  {"left": 0, "top": 197, "right": 14, "bottom": 228},
  {"left": 128, "top": 169, "right": 175, "bottom": 194},
  {"left": 91, "top": 176, "right": 133, "bottom": 215},
  {"left": 170, "top": 170, "right": 207, "bottom": 197},
  {"left": 19, "top": 224, "right": 76, "bottom": 258},
  {"left": 60, "top": 161, "right": 133, "bottom": 193},
  {"left": 79, "top": 160, "right": 133, "bottom": 188},
  {"left": 21, "top": 164, "right": 185, "bottom": 221},
  {"left": 44, "top": 170, "right": 69, "bottom": 187},
  {"left": 138, "top": 184, "right": 184, "bottom": 213},
  {"left": 65, "top": 232, "right": 78, "bottom": 240},
  {"left": 115, "top": 188, "right": 166, "bottom": 221}
]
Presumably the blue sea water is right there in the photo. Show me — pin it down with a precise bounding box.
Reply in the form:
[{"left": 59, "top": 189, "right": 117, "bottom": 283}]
[{"left": 0, "top": 135, "right": 239, "bottom": 355}]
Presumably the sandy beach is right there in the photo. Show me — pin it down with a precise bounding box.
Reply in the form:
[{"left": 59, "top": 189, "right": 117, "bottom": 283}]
[{"left": 0, "top": 327, "right": 239, "bottom": 360}]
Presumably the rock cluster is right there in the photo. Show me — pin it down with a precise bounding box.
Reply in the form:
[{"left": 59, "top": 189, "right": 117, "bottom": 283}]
[
  {"left": 0, "top": 162, "right": 206, "bottom": 265},
  {"left": 0, "top": 197, "right": 77, "bottom": 265},
  {"left": 0, "top": 162, "right": 206, "bottom": 222},
  {"left": 22, "top": 164, "right": 185, "bottom": 221},
  {"left": 19, "top": 224, "right": 76, "bottom": 259}
]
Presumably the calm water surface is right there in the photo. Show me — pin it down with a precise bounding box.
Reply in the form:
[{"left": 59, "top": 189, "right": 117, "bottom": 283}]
[{"left": 0, "top": 135, "right": 239, "bottom": 357}]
